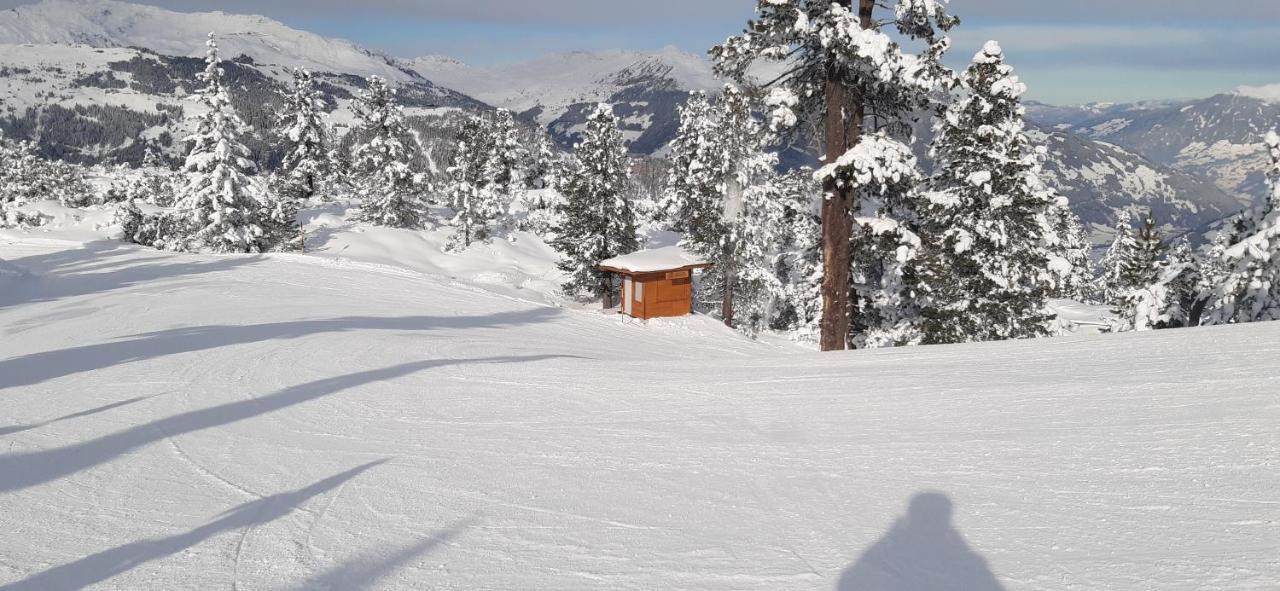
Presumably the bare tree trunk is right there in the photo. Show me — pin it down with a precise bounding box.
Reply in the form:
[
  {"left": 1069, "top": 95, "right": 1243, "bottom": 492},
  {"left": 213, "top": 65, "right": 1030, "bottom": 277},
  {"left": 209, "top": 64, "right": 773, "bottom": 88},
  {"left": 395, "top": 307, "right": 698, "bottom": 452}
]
[
  {"left": 602, "top": 274, "right": 614, "bottom": 310},
  {"left": 722, "top": 266, "right": 735, "bottom": 328},
  {"left": 819, "top": 0, "right": 872, "bottom": 352}
]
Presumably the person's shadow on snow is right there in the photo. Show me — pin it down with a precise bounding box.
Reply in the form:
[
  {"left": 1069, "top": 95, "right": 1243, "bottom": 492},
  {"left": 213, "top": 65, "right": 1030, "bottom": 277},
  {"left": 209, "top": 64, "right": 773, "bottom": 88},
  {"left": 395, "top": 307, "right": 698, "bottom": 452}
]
[{"left": 837, "top": 492, "right": 1005, "bottom": 591}]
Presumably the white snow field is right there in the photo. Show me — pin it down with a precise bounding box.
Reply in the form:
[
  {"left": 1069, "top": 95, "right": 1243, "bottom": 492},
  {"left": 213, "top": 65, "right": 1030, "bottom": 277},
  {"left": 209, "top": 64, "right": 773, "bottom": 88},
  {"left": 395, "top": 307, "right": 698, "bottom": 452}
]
[{"left": 1, "top": 236, "right": 1278, "bottom": 590}]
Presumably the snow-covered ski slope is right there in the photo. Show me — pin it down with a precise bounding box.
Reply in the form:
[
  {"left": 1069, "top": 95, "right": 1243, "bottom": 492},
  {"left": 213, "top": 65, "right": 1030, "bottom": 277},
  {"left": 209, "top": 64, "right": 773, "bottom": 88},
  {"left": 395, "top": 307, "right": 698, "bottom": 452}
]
[{"left": 1, "top": 238, "right": 1278, "bottom": 590}]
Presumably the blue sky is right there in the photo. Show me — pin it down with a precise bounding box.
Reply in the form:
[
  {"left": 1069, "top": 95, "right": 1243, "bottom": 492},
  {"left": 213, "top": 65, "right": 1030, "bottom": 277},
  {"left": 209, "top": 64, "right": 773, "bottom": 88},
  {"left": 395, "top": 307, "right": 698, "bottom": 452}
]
[{"left": 9, "top": 0, "right": 1280, "bottom": 104}]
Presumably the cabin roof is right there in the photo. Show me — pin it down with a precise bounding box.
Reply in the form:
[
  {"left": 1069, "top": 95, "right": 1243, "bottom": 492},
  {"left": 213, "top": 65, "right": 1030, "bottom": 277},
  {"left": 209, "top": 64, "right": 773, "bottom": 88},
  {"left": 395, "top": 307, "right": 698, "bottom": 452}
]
[{"left": 598, "top": 246, "right": 712, "bottom": 274}]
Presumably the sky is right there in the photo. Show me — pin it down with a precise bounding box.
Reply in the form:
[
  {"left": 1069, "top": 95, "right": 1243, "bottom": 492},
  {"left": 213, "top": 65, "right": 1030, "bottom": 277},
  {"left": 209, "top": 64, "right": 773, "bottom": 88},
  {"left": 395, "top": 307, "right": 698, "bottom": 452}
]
[{"left": 5, "top": 0, "right": 1280, "bottom": 104}]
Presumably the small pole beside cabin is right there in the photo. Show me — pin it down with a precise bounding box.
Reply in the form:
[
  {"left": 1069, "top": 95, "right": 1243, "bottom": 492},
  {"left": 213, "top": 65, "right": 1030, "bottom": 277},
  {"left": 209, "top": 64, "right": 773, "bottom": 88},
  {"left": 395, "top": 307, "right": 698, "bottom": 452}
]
[{"left": 598, "top": 246, "right": 713, "bottom": 320}]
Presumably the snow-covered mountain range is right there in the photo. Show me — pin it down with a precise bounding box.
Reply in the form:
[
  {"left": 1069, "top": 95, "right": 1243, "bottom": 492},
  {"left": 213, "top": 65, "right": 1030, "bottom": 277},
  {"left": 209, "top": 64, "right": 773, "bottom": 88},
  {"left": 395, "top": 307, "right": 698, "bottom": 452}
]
[
  {"left": 409, "top": 47, "right": 720, "bottom": 154},
  {"left": 0, "top": 0, "right": 418, "bottom": 82},
  {"left": 0, "top": 0, "right": 1275, "bottom": 242},
  {"left": 1035, "top": 93, "right": 1280, "bottom": 201}
]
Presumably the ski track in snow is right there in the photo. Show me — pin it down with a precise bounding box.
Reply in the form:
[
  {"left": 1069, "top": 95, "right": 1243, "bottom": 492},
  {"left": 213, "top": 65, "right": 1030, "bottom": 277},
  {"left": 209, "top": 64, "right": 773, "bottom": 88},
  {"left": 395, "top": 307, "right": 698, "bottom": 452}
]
[{"left": 1, "top": 240, "right": 1279, "bottom": 590}]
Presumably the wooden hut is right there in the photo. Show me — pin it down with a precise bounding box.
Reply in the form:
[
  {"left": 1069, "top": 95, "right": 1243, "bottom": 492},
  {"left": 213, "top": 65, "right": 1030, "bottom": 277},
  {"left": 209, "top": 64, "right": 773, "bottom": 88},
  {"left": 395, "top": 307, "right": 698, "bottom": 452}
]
[{"left": 599, "top": 246, "right": 712, "bottom": 320}]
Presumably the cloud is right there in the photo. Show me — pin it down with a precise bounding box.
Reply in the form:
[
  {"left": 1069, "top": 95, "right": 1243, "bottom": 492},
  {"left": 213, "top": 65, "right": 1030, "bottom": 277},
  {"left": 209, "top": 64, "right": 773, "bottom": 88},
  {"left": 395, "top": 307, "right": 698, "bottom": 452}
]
[
  {"left": 957, "top": 0, "right": 1280, "bottom": 22},
  {"left": 950, "top": 25, "right": 1280, "bottom": 70}
]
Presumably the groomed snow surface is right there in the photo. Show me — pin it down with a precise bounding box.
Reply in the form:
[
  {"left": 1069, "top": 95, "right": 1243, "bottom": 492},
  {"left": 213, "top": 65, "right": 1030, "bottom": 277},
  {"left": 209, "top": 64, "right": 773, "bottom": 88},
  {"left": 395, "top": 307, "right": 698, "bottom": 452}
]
[{"left": 2, "top": 229, "right": 1279, "bottom": 589}]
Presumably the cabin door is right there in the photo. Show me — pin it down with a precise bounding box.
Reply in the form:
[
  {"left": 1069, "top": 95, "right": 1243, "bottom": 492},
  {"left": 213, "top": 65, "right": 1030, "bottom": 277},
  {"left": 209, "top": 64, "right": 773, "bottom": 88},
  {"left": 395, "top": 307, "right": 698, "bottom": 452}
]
[{"left": 622, "top": 277, "right": 633, "bottom": 315}]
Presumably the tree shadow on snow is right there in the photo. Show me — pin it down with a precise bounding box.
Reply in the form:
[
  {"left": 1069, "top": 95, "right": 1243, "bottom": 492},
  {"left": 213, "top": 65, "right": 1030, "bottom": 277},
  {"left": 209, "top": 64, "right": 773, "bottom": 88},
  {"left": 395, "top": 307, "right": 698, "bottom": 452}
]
[
  {"left": 0, "top": 393, "right": 161, "bottom": 436},
  {"left": 0, "top": 460, "right": 389, "bottom": 591},
  {"left": 0, "top": 308, "right": 563, "bottom": 390},
  {"left": 0, "top": 241, "right": 259, "bottom": 310},
  {"left": 285, "top": 516, "right": 477, "bottom": 591},
  {"left": 0, "top": 355, "right": 578, "bottom": 494},
  {"left": 837, "top": 492, "right": 1006, "bottom": 591}
]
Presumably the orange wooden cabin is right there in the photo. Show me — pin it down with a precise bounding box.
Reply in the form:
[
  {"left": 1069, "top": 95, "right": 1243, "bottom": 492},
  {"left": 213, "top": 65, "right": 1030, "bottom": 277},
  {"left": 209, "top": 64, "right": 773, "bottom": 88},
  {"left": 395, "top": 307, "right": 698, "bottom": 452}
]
[{"left": 599, "top": 246, "right": 713, "bottom": 320}]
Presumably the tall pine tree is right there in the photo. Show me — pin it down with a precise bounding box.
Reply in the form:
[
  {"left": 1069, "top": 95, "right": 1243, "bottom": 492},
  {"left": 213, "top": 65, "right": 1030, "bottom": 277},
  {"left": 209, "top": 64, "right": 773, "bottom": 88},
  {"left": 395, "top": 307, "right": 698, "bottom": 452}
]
[
  {"left": 1098, "top": 209, "right": 1139, "bottom": 305},
  {"left": 278, "top": 68, "right": 332, "bottom": 201},
  {"left": 1046, "top": 201, "right": 1094, "bottom": 301},
  {"left": 352, "top": 76, "right": 421, "bottom": 228},
  {"left": 919, "top": 41, "right": 1059, "bottom": 343},
  {"left": 445, "top": 109, "right": 526, "bottom": 250},
  {"left": 712, "top": 0, "right": 958, "bottom": 350},
  {"left": 551, "top": 103, "right": 639, "bottom": 308},
  {"left": 662, "top": 86, "right": 784, "bottom": 332},
  {"left": 175, "top": 33, "right": 271, "bottom": 253}
]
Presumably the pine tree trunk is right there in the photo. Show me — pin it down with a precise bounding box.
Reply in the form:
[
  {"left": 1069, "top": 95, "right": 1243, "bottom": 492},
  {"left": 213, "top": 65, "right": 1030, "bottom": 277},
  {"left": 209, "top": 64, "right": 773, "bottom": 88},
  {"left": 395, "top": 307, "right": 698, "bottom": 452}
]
[
  {"left": 819, "top": 0, "right": 872, "bottom": 352},
  {"left": 722, "top": 266, "right": 735, "bottom": 328},
  {"left": 602, "top": 274, "right": 614, "bottom": 310}
]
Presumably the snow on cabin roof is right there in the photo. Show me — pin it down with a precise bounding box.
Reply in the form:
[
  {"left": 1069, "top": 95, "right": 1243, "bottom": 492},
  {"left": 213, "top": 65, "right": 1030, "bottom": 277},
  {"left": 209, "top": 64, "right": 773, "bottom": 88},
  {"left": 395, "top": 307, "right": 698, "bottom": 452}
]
[{"left": 598, "top": 246, "right": 711, "bottom": 274}]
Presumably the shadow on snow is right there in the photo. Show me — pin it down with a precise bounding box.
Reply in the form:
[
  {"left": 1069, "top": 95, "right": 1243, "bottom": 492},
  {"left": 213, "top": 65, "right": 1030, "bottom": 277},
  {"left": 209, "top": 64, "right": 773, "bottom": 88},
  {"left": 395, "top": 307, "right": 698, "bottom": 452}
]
[
  {"left": 0, "top": 460, "right": 390, "bottom": 591},
  {"left": 837, "top": 491, "right": 1006, "bottom": 591},
  {"left": 0, "top": 394, "right": 161, "bottom": 436},
  {"left": 0, "top": 355, "right": 578, "bottom": 494},
  {"left": 0, "top": 308, "right": 563, "bottom": 390},
  {"left": 0, "top": 241, "right": 260, "bottom": 310},
  {"left": 285, "top": 517, "right": 476, "bottom": 591}
]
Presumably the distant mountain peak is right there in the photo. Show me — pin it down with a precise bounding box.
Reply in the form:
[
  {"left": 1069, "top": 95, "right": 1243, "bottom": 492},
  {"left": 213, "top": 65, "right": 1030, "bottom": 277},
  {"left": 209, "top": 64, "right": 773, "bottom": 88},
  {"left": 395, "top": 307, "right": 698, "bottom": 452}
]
[{"left": 0, "top": 0, "right": 418, "bottom": 82}]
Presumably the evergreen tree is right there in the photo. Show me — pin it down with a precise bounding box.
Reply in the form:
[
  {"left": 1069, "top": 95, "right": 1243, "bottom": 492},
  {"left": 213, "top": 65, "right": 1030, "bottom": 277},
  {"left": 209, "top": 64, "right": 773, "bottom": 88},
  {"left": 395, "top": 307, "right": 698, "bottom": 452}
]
[
  {"left": 0, "top": 136, "right": 94, "bottom": 209},
  {"left": 1121, "top": 237, "right": 1202, "bottom": 331},
  {"left": 1112, "top": 209, "right": 1168, "bottom": 325},
  {"left": 661, "top": 91, "right": 721, "bottom": 237},
  {"left": 352, "top": 76, "right": 421, "bottom": 228},
  {"left": 1098, "top": 210, "right": 1139, "bottom": 305},
  {"left": 712, "top": 0, "right": 958, "bottom": 351},
  {"left": 825, "top": 133, "right": 927, "bottom": 348},
  {"left": 444, "top": 109, "right": 525, "bottom": 249},
  {"left": 135, "top": 144, "right": 178, "bottom": 206},
  {"left": 142, "top": 144, "right": 170, "bottom": 171},
  {"left": 278, "top": 68, "right": 332, "bottom": 201},
  {"left": 772, "top": 169, "right": 825, "bottom": 341},
  {"left": 551, "top": 103, "right": 639, "bottom": 308},
  {"left": 662, "top": 86, "right": 785, "bottom": 332},
  {"left": 1205, "top": 130, "right": 1280, "bottom": 323},
  {"left": 850, "top": 215, "right": 928, "bottom": 348},
  {"left": 525, "top": 131, "right": 560, "bottom": 191},
  {"left": 919, "top": 41, "right": 1059, "bottom": 343},
  {"left": 174, "top": 34, "right": 272, "bottom": 253},
  {"left": 1047, "top": 201, "right": 1094, "bottom": 301}
]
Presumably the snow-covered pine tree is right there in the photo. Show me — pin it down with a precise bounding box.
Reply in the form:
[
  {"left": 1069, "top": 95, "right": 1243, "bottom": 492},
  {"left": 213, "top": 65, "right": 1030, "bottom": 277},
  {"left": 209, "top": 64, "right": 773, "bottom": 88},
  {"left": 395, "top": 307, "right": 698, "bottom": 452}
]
[
  {"left": 444, "top": 109, "right": 526, "bottom": 250},
  {"left": 661, "top": 91, "right": 721, "bottom": 236},
  {"left": 822, "top": 131, "right": 932, "bottom": 348},
  {"left": 0, "top": 134, "right": 20, "bottom": 216},
  {"left": 1112, "top": 209, "right": 1169, "bottom": 326},
  {"left": 919, "top": 41, "right": 1059, "bottom": 343},
  {"left": 352, "top": 76, "right": 422, "bottom": 228},
  {"left": 1098, "top": 210, "right": 1139, "bottom": 305},
  {"left": 1047, "top": 201, "right": 1094, "bottom": 301},
  {"left": 525, "top": 131, "right": 560, "bottom": 191},
  {"left": 135, "top": 144, "right": 178, "bottom": 206},
  {"left": 551, "top": 103, "right": 639, "bottom": 308},
  {"left": 1204, "top": 130, "right": 1280, "bottom": 323},
  {"left": 662, "top": 85, "right": 784, "bottom": 333},
  {"left": 1121, "top": 237, "right": 1202, "bottom": 331},
  {"left": 174, "top": 33, "right": 272, "bottom": 253},
  {"left": 445, "top": 114, "right": 500, "bottom": 249},
  {"left": 771, "top": 168, "right": 825, "bottom": 340},
  {"left": 278, "top": 68, "right": 332, "bottom": 201},
  {"left": 0, "top": 137, "right": 94, "bottom": 208},
  {"left": 142, "top": 144, "right": 170, "bottom": 171},
  {"left": 712, "top": 0, "right": 958, "bottom": 351}
]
